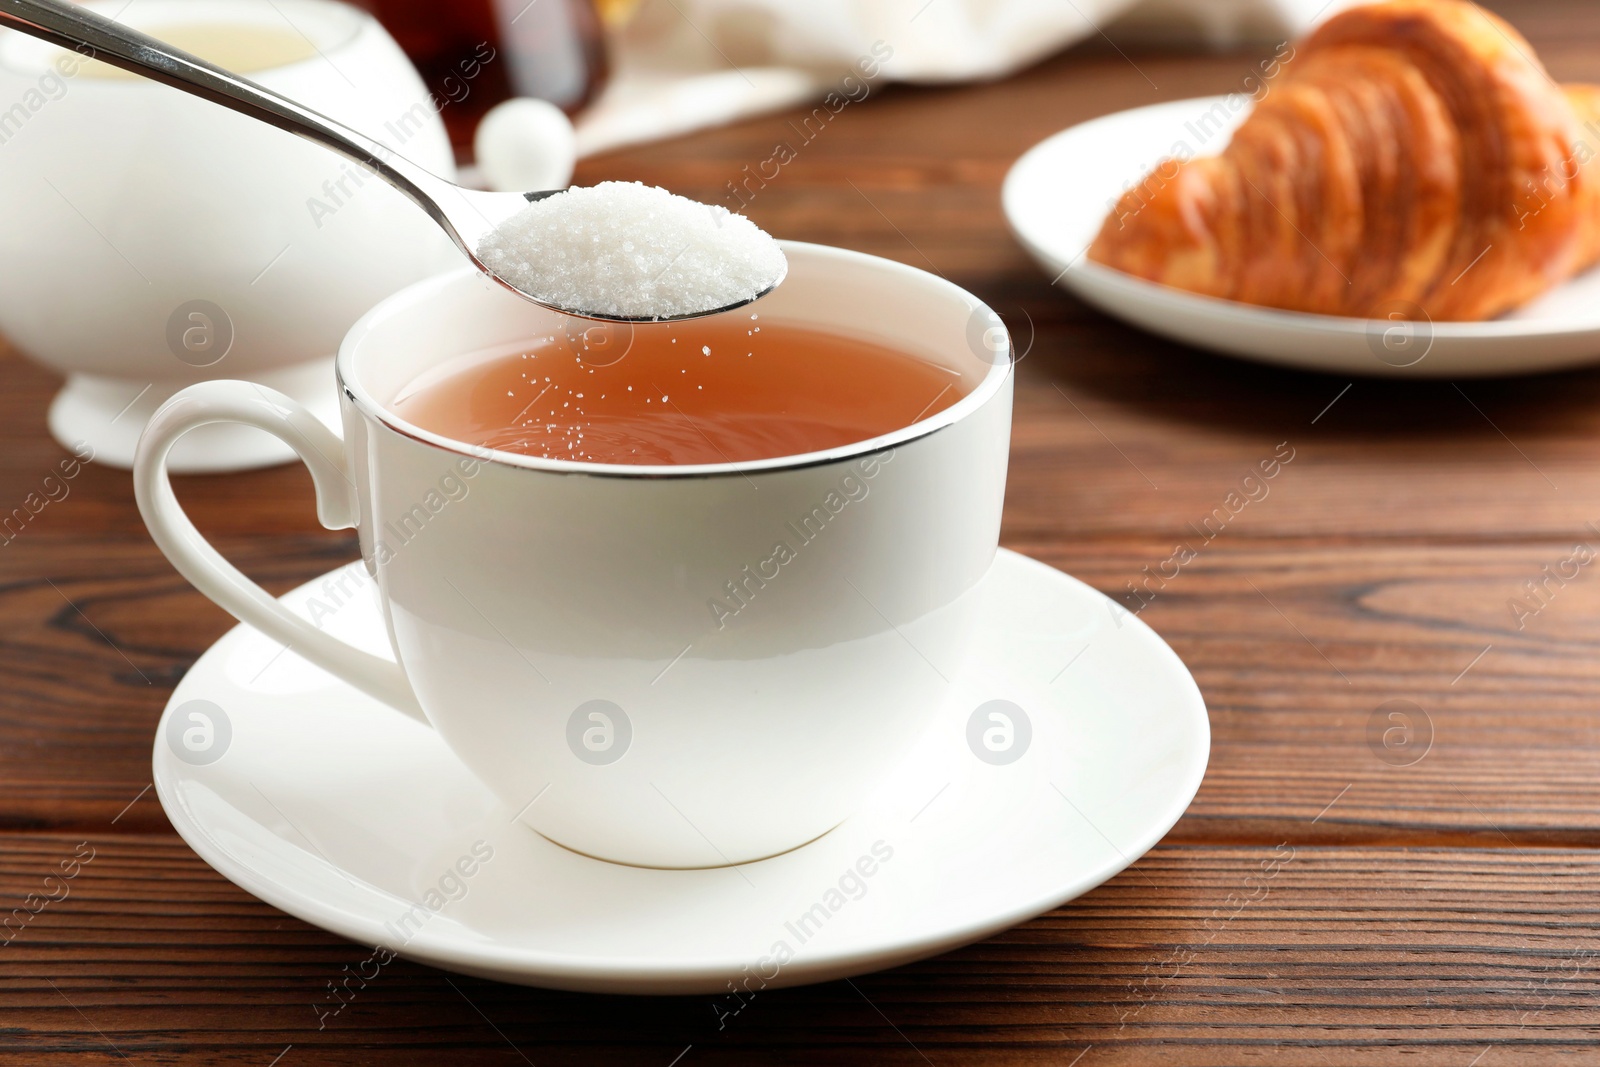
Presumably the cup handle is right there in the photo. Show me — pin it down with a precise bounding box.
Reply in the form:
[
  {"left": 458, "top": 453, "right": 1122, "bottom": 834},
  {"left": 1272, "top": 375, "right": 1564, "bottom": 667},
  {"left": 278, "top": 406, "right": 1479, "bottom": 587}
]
[{"left": 133, "top": 380, "right": 427, "bottom": 724}]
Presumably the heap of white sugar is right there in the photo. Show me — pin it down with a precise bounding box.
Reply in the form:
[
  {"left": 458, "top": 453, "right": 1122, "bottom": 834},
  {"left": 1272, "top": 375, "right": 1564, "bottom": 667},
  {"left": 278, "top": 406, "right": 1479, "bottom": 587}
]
[{"left": 476, "top": 181, "right": 788, "bottom": 320}]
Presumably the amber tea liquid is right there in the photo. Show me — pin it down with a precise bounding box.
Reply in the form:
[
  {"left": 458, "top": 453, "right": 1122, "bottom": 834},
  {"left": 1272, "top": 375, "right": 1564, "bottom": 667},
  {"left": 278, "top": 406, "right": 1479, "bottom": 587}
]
[{"left": 390, "top": 317, "right": 967, "bottom": 465}]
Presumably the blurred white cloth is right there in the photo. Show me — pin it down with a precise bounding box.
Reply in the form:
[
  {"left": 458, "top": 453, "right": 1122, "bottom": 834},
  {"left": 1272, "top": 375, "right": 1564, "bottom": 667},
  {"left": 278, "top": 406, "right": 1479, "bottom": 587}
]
[{"left": 574, "top": 0, "right": 1351, "bottom": 156}]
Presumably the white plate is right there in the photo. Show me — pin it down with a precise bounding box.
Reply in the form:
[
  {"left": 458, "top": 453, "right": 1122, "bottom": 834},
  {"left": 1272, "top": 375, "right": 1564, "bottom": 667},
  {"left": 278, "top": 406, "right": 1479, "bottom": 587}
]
[
  {"left": 1003, "top": 96, "right": 1600, "bottom": 378},
  {"left": 152, "top": 549, "right": 1208, "bottom": 995}
]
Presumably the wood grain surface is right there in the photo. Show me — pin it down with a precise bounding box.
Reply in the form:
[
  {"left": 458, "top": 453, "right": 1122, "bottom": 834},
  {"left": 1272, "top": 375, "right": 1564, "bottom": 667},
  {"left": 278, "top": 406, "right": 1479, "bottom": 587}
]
[{"left": 7, "top": 2, "right": 1600, "bottom": 1062}]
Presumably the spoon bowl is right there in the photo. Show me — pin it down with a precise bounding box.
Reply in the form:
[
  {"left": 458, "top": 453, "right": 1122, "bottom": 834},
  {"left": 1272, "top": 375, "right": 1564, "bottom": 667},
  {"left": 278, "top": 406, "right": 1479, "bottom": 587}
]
[{"left": 448, "top": 190, "right": 786, "bottom": 323}]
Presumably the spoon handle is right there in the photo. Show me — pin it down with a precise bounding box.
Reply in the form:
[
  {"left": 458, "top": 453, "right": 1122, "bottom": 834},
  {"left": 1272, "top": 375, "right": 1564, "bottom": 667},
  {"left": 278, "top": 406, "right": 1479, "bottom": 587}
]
[{"left": 0, "top": 0, "right": 460, "bottom": 238}]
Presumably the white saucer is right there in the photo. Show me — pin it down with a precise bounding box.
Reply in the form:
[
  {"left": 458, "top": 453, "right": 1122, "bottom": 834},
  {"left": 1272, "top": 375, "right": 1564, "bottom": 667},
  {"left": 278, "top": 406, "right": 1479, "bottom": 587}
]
[
  {"left": 152, "top": 549, "right": 1208, "bottom": 995},
  {"left": 1003, "top": 96, "right": 1600, "bottom": 378}
]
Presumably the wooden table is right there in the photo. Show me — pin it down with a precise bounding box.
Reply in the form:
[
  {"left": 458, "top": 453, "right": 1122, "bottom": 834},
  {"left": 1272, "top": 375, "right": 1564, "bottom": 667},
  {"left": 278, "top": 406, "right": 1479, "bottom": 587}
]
[{"left": 8, "top": 2, "right": 1600, "bottom": 1061}]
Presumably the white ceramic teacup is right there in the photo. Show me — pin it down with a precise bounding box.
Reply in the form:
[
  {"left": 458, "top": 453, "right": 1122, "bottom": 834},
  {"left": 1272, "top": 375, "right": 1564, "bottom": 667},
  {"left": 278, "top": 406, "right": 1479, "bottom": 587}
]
[
  {"left": 134, "top": 243, "right": 1013, "bottom": 868},
  {"left": 0, "top": 0, "right": 460, "bottom": 471}
]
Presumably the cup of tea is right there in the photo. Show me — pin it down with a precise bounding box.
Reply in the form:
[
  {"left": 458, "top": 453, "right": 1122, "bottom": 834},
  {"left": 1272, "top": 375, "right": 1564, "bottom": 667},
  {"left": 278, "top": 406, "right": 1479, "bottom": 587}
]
[
  {"left": 134, "top": 243, "right": 1013, "bottom": 868},
  {"left": 0, "top": 0, "right": 459, "bottom": 472}
]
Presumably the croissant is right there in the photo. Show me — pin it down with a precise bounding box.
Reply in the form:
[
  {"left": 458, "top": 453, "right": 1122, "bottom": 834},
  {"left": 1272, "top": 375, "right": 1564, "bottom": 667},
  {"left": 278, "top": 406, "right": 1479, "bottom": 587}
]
[{"left": 1089, "top": 0, "right": 1600, "bottom": 321}]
